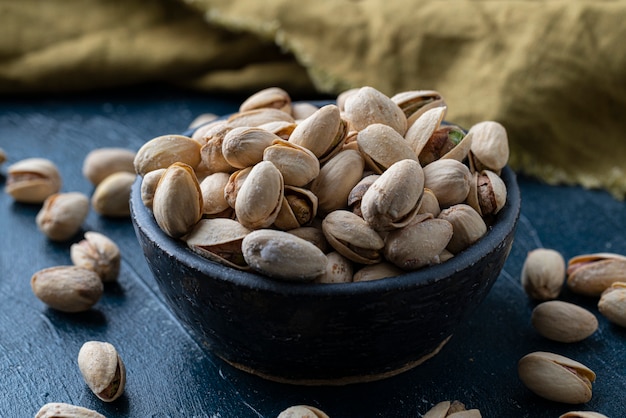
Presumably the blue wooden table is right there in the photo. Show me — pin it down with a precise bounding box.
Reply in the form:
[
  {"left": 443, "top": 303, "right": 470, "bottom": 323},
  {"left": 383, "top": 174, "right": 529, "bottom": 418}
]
[{"left": 1, "top": 88, "right": 624, "bottom": 417}]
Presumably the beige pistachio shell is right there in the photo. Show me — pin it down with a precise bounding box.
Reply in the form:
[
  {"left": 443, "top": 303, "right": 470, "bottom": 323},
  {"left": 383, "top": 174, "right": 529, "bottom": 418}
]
[
  {"left": 438, "top": 204, "right": 487, "bottom": 254},
  {"left": 357, "top": 123, "right": 418, "bottom": 174},
  {"left": 322, "top": 210, "right": 384, "bottom": 264},
  {"left": 468, "top": 121, "right": 509, "bottom": 174},
  {"left": 188, "top": 113, "right": 218, "bottom": 130},
  {"left": 347, "top": 174, "right": 379, "bottom": 217},
  {"left": 235, "top": 161, "right": 284, "bottom": 229},
  {"left": 70, "top": 231, "right": 121, "bottom": 283},
  {"left": 440, "top": 127, "right": 473, "bottom": 162},
  {"left": 337, "top": 88, "right": 360, "bottom": 111},
  {"left": 531, "top": 301, "right": 598, "bottom": 343},
  {"left": 466, "top": 170, "right": 507, "bottom": 216},
  {"left": 287, "top": 226, "right": 329, "bottom": 253},
  {"left": 186, "top": 218, "right": 251, "bottom": 269},
  {"left": 221, "top": 126, "right": 280, "bottom": 169},
  {"left": 559, "top": 411, "right": 609, "bottom": 418},
  {"left": 242, "top": 229, "right": 327, "bottom": 281},
  {"left": 598, "top": 282, "right": 626, "bottom": 327},
  {"left": 140, "top": 168, "right": 165, "bottom": 209},
  {"left": 361, "top": 159, "right": 424, "bottom": 231},
  {"left": 288, "top": 104, "right": 346, "bottom": 162},
  {"left": 5, "top": 157, "right": 62, "bottom": 203},
  {"left": 78, "top": 341, "right": 126, "bottom": 402},
  {"left": 263, "top": 139, "right": 320, "bottom": 187},
  {"left": 423, "top": 159, "right": 471, "bottom": 208},
  {"left": 134, "top": 134, "right": 201, "bottom": 176},
  {"left": 518, "top": 351, "right": 595, "bottom": 404},
  {"left": 391, "top": 90, "right": 446, "bottom": 126},
  {"left": 258, "top": 120, "right": 297, "bottom": 140},
  {"left": 31, "top": 266, "right": 103, "bottom": 313},
  {"left": 567, "top": 253, "right": 626, "bottom": 296},
  {"left": 82, "top": 147, "right": 136, "bottom": 186},
  {"left": 192, "top": 119, "right": 227, "bottom": 144},
  {"left": 422, "top": 400, "right": 481, "bottom": 418},
  {"left": 239, "top": 86, "right": 292, "bottom": 114},
  {"left": 152, "top": 162, "right": 203, "bottom": 238},
  {"left": 315, "top": 251, "right": 353, "bottom": 284},
  {"left": 404, "top": 106, "right": 446, "bottom": 157},
  {"left": 200, "top": 172, "right": 231, "bottom": 216},
  {"left": 91, "top": 171, "right": 136, "bottom": 217},
  {"left": 417, "top": 188, "right": 440, "bottom": 217},
  {"left": 291, "top": 102, "right": 320, "bottom": 121},
  {"left": 310, "top": 149, "right": 365, "bottom": 214},
  {"left": 521, "top": 248, "right": 566, "bottom": 300},
  {"left": 226, "top": 108, "right": 295, "bottom": 128},
  {"left": 36, "top": 192, "right": 90, "bottom": 241},
  {"left": 277, "top": 405, "right": 330, "bottom": 418},
  {"left": 417, "top": 125, "right": 469, "bottom": 166},
  {"left": 273, "top": 185, "right": 318, "bottom": 230},
  {"left": 353, "top": 262, "right": 404, "bottom": 282},
  {"left": 343, "top": 86, "right": 407, "bottom": 135},
  {"left": 197, "top": 123, "right": 236, "bottom": 174},
  {"left": 35, "top": 402, "right": 106, "bottom": 418}
]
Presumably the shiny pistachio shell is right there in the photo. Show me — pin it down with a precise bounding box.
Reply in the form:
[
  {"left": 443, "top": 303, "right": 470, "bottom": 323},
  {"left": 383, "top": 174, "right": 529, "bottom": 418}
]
[
  {"left": 468, "top": 121, "right": 509, "bottom": 174},
  {"left": 134, "top": 134, "right": 201, "bottom": 176},
  {"left": 226, "top": 108, "right": 295, "bottom": 128},
  {"left": 521, "top": 248, "right": 566, "bottom": 300},
  {"left": 343, "top": 86, "right": 407, "bottom": 135},
  {"left": 310, "top": 149, "right": 365, "bottom": 214},
  {"left": 353, "top": 262, "right": 404, "bottom": 282},
  {"left": 185, "top": 218, "right": 251, "bottom": 269},
  {"left": 438, "top": 204, "right": 487, "bottom": 254},
  {"left": 200, "top": 172, "right": 231, "bottom": 216},
  {"left": 567, "top": 253, "right": 626, "bottom": 296},
  {"left": 221, "top": 126, "right": 280, "bottom": 169},
  {"left": 5, "top": 157, "right": 62, "bottom": 203},
  {"left": 289, "top": 104, "right": 347, "bottom": 162},
  {"left": 322, "top": 210, "right": 384, "bottom": 264},
  {"left": 235, "top": 161, "right": 284, "bottom": 229},
  {"left": 273, "top": 185, "right": 318, "bottom": 230},
  {"left": 423, "top": 159, "right": 471, "bottom": 208},
  {"left": 531, "top": 301, "right": 598, "bottom": 342},
  {"left": 316, "top": 251, "right": 354, "bottom": 284},
  {"left": 404, "top": 106, "right": 446, "bottom": 157},
  {"left": 356, "top": 123, "right": 418, "bottom": 174},
  {"left": 263, "top": 139, "right": 320, "bottom": 186},
  {"left": 239, "top": 87, "right": 292, "bottom": 114},
  {"left": 78, "top": 341, "right": 126, "bottom": 402},
  {"left": 466, "top": 170, "right": 507, "bottom": 216}
]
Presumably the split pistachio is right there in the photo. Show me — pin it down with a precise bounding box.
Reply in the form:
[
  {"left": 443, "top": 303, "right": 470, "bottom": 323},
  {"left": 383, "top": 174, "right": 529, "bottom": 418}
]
[
  {"left": 567, "top": 253, "right": 626, "bottom": 296},
  {"left": 239, "top": 86, "right": 292, "bottom": 114},
  {"left": 356, "top": 123, "right": 417, "bottom": 174},
  {"left": 404, "top": 106, "right": 446, "bottom": 157},
  {"left": 310, "top": 149, "right": 364, "bottom": 214},
  {"left": 468, "top": 121, "right": 509, "bottom": 174},
  {"left": 134, "top": 134, "right": 201, "bottom": 176},
  {"left": 417, "top": 188, "right": 440, "bottom": 217},
  {"left": 422, "top": 400, "right": 482, "bottom": 418},
  {"left": 78, "top": 341, "right": 126, "bottom": 402},
  {"left": 277, "top": 405, "right": 329, "bottom": 418},
  {"left": 273, "top": 186, "right": 318, "bottom": 230},
  {"left": 423, "top": 159, "right": 471, "bottom": 208},
  {"left": 521, "top": 248, "right": 566, "bottom": 300},
  {"left": 91, "top": 171, "right": 136, "bottom": 217},
  {"left": 70, "top": 231, "right": 121, "bottom": 283},
  {"left": 438, "top": 204, "right": 487, "bottom": 254},
  {"left": 186, "top": 218, "right": 251, "bottom": 269},
  {"left": 198, "top": 123, "right": 236, "bottom": 174},
  {"left": 597, "top": 282, "right": 626, "bottom": 327},
  {"left": 226, "top": 108, "right": 295, "bottom": 128},
  {"left": 353, "top": 262, "right": 404, "bottom": 282},
  {"left": 288, "top": 104, "right": 347, "bottom": 162},
  {"left": 35, "top": 403, "right": 106, "bottom": 418},
  {"left": 199, "top": 172, "right": 231, "bottom": 217},
  {"left": 5, "top": 157, "right": 62, "bottom": 203},
  {"left": 518, "top": 351, "right": 595, "bottom": 404},
  {"left": 31, "top": 266, "right": 103, "bottom": 312},
  {"left": 322, "top": 210, "right": 384, "bottom": 265},
  {"left": 263, "top": 139, "right": 320, "bottom": 187},
  {"left": 82, "top": 147, "right": 136, "bottom": 186},
  {"left": 466, "top": 170, "right": 507, "bottom": 216},
  {"left": 36, "top": 192, "right": 90, "bottom": 241},
  {"left": 391, "top": 89, "right": 446, "bottom": 127},
  {"left": 343, "top": 86, "right": 407, "bottom": 135},
  {"left": 235, "top": 161, "right": 284, "bottom": 229},
  {"left": 531, "top": 301, "right": 598, "bottom": 342}
]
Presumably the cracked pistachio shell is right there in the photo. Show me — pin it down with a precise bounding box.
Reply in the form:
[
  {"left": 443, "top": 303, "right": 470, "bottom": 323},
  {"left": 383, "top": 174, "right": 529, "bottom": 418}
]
[
  {"left": 235, "top": 161, "right": 284, "bottom": 229},
  {"left": 273, "top": 186, "right": 318, "bottom": 230},
  {"left": 531, "top": 301, "right": 598, "bottom": 342},
  {"left": 567, "top": 253, "right": 626, "bottom": 296},
  {"left": 192, "top": 119, "right": 227, "bottom": 144},
  {"left": 322, "top": 210, "right": 384, "bottom": 264},
  {"left": 289, "top": 104, "right": 347, "bottom": 163},
  {"left": 356, "top": 123, "right": 418, "bottom": 174},
  {"left": 404, "top": 106, "right": 446, "bottom": 157},
  {"left": 277, "top": 405, "right": 330, "bottom": 418},
  {"left": 78, "top": 341, "right": 126, "bottom": 402},
  {"left": 468, "top": 121, "right": 509, "bottom": 174},
  {"left": 287, "top": 226, "right": 329, "bottom": 253},
  {"left": 559, "top": 412, "right": 609, "bottom": 418},
  {"left": 419, "top": 125, "right": 471, "bottom": 166},
  {"left": 438, "top": 204, "right": 487, "bottom": 254},
  {"left": 239, "top": 87, "right": 292, "bottom": 114},
  {"left": 518, "top": 351, "right": 595, "bottom": 404},
  {"left": 242, "top": 229, "right": 327, "bottom": 281},
  {"left": 70, "top": 231, "right": 121, "bottom": 283},
  {"left": 258, "top": 120, "right": 297, "bottom": 140},
  {"left": 422, "top": 400, "right": 481, "bottom": 418},
  {"left": 348, "top": 174, "right": 379, "bottom": 217},
  {"left": 315, "top": 251, "right": 353, "bottom": 284},
  {"left": 391, "top": 90, "right": 446, "bottom": 128},
  {"left": 35, "top": 402, "right": 106, "bottom": 418},
  {"left": 598, "top": 282, "right": 626, "bottom": 327},
  {"left": 134, "top": 134, "right": 201, "bottom": 176},
  {"left": 263, "top": 139, "right": 320, "bottom": 187},
  {"left": 186, "top": 218, "right": 251, "bottom": 269},
  {"left": 5, "top": 157, "right": 62, "bottom": 203},
  {"left": 221, "top": 126, "right": 280, "bottom": 169},
  {"left": 197, "top": 123, "right": 236, "bottom": 174},
  {"left": 343, "top": 86, "right": 407, "bottom": 135},
  {"left": 91, "top": 171, "right": 136, "bottom": 217},
  {"left": 224, "top": 166, "right": 252, "bottom": 209},
  {"left": 417, "top": 188, "right": 440, "bottom": 217},
  {"left": 521, "top": 248, "right": 566, "bottom": 300},
  {"left": 353, "top": 262, "right": 404, "bottom": 282},
  {"left": 384, "top": 214, "right": 453, "bottom": 270},
  {"left": 200, "top": 172, "right": 231, "bottom": 216},
  {"left": 140, "top": 168, "right": 165, "bottom": 209},
  {"left": 361, "top": 159, "right": 424, "bottom": 231},
  {"left": 226, "top": 108, "right": 294, "bottom": 128},
  {"left": 82, "top": 147, "right": 136, "bottom": 186},
  {"left": 466, "top": 170, "right": 507, "bottom": 216},
  {"left": 153, "top": 162, "right": 203, "bottom": 238},
  {"left": 423, "top": 159, "right": 471, "bottom": 208},
  {"left": 310, "top": 149, "right": 365, "bottom": 214},
  {"left": 36, "top": 192, "right": 89, "bottom": 241},
  {"left": 31, "top": 266, "right": 103, "bottom": 313}
]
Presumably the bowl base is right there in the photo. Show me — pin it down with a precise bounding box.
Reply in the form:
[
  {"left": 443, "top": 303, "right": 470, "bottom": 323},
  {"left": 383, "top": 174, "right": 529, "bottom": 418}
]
[{"left": 217, "top": 335, "right": 452, "bottom": 386}]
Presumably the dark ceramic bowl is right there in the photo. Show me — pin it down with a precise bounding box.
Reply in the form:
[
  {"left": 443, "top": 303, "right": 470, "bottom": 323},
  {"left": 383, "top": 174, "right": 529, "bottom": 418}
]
[{"left": 130, "top": 165, "right": 520, "bottom": 385}]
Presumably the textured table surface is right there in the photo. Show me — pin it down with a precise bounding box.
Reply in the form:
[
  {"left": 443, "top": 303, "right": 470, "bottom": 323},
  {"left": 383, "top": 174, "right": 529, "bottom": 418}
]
[{"left": 1, "top": 88, "right": 624, "bottom": 418}]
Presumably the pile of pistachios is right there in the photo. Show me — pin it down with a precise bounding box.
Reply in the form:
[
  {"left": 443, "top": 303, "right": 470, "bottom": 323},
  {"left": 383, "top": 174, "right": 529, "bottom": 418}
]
[{"left": 136, "top": 86, "right": 510, "bottom": 283}]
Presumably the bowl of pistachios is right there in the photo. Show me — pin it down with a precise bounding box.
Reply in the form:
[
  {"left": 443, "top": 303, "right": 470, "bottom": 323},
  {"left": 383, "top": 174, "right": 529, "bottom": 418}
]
[{"left": 130, "top": 87, "right": 520, "bottom": 384}]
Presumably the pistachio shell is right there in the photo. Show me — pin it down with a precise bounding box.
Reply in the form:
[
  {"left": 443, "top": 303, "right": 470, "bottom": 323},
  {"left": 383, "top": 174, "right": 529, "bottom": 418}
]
[
  {"left": 531, "top": 301, "right": 598, "bottom": 342},
  {"left": 5, "top": 157, "right": 62, "bottom": 203},
  {"left": 310, "top": 149, "right": 364, "bottom": 214},
  {"left": 78, "top": 341, "right": 126, "bottom": 402},
  {"left": 258, "top": 120, "right": 297, "bottom": 139},
  {"left": 36, "top": 192, "right": 90, "bottom": 241},
  {"left": 466, "top": 170, "right": 507, "bottom": 216},
  {"left": 423, "top": 159, "right": 471, "bottom": 208},
  {"left": 567, "top": 253, "right": 626, "bottom": 296},
  {"left": 417, "top": 125, "right": 469, "bottom": 166},
  {"left": 344, "top": 86, "right": 407, "bottom": 135},
  {"left": 277, "top": 405, "right": 330, "bottom": 418},
  {"left": 198, "top": 123, "right": 237, "bottom": 174},
  {"left": 273, "top": 186, "right": 318, "bottom": 230},
  {"left": 353, "top": 262, "right": 404, "bottom": 282},
  {"left": 235, "top": 161, "right": 284, "bottom": 229},
  {"left": 404, "top": 106, "right": 446, "bottom": 157},
  {"left": 239, "top": 87, "right": 292, "bottom": 114},
  {"left": 200, "top": 172, "right": 231, "bottom": 216},
  {"left": 289, "top": 104, "right": 347, "bottom": 162},
  {"left": 356, "top": 123, "right": 418, "bottom": 173},
  {"left": 521, "top": 248, "right": 566, "bottom": 300},
  {"left": 92, "top": 171, "right": 136, "bottom": 217},
  {"left": 134, "top": 134, "right": 201, "bottom": 176},
  {"left": 224, "top": 166, "right": 252, "bottom": 209},
  {"left": 417, "top": 188, "right": 440, "bottom": 217},
  {"left": 559, "top": 411, "right": 609, "bottom": 418},
  {"left": 70, "top": 231, "right": 121, "bottom": 283},
  {"left": 468, "top": 121, "right": 509, "bottom": 174},
  {"left": 597, "top": 283, "right": 626, "bottom": 327},
  {"left": 438, "top": 204, "right": 487, "bottom": 254},
  {"left": 31, "top": 266, "right": 103, "bottom": 313},
  {"left": 186, "top": 218, "right": 251, "bottom": 269},
  {"left": 391, "top": 90, "right": 446, "bottom": 126},
  {"left": 226, "top": 108, "right": 295, "bottom": 128},
  {"left": 322, "top": 210, "right": 384, "bottom": 264},
  {"left": 35, "top": 403, "right": 106, "bottom": 418},
  {"left": 316, "top": 251, "right": 353, "bottom": 284},
  {"left": 287, "top": 226, "right": 329, "bottom": 253},
  {"left": 140, "top": 168, "right": 165, "bottom": 209},
  {"left": 263, "top": 139, "right": 320, "bottom": 186},
  {"left": 221, "top": 127, "right": 280, "bottom": 169},
  {"left": 82, "top": 147, "right": 136, "bottom": 186},
  {"left": 291, "top": 102, "right": 320, "bottom": 121}
]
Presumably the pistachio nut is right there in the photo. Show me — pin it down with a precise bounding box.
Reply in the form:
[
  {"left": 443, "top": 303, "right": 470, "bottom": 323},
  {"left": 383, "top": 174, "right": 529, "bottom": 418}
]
[
  {"left": 226, "top": 108, "right": 294, "bottom": 128},
  {"left": 82, "top": 147, "right": 136, "bottom": 186},
  {"left": 404, "top": 106, "right": 446, "bottom": 157},
  {"left": 134, "top": 134, "right": 201, "bottom": 176},
  {"left": 186, "top": 218, "right": 251, "bottom": 269},
  {"left": 417, "top": 188, "right": 440, "bottom": 217},
  {"left": 277, "top": 405, "right": 330, "bottom": 418},
  {"left": 315, "top": 251, "right": 353, "bottom": 284},
  {"left": 152, "top": 162, "right": 203, "bottom": 238},
  {"left": 70, "top": 231, "right": 121, "bottom": 283},
  {"left": 356, "top": 123, "right": 418, "bottom": 174},
  {"left": 597, "top": 282, "right": 626, "bottom": 327},
  {"left": 347, "top": 174, "right": 379, "bottom": 217},
  {"left": 5, "top": 157, "right": 62, "bottom": 203},
  {"left": 258, "top": 120, "right": 298, "bottom": 140},
  {"left": 343, "top": 86, "right": 407, "bottom": 135},
  {"left": 31, "top": 266, "right": 103, "bottom": 313},
  {"left": 198, "top": 123, "right": 237, "bottom": 174},
  {"left": 288, "top": 104, "right": 347, "bottom": 163},
  {"left": 466, "top": 170, "right": 507, "bottom": 217},
  {"left": 140, "top": 168, "right": 165, "bottom": 209},
  {"left": 287, "top": 226, "right": 329, "bottom": 253},
  {"left": 242, "top": 229, "right": 327, "bottom": 281},
  {"left": 263, "top": 139, "right": 320, "bottom": 187},
  {"left": 417, "top": 125, "right": 469, "bottom": 166},
  {"left": 531, "top": 301, "right": 598, "bottom": 343},
  {"left": 360, "top": 159, "right": 424, "bottom": 231},
  {"left": 35, "top": 402, "right": 106, "bottom": 418},
  {"left": 200, "top": 172, "right": 231, "bottom": 216},
  {"left": 36, "top": 192, "right": 90, "bottom": 241},
  {"left": 235, "top": 161, "right": 284, "bottom": 229},
  {"left": 273, "top": 186, "right": 318, "bottom": 230},
  {"left": 291, "top": 102, "right": 320, "bottom": 121},
  {"left": 224, "top": 166, "right": 252, "bottom": 209},
  {"left": 391, "top": 89, "right": 446, "bottom": 127},
  {"left": 239, "top": 86, "right": 292, "bottom": 114},
  {"left": 91, "top": 171, "right": 136, "bottom": 217},
  {"left": 188, "top": 112, "right": 218, "bottom": 130},
  {"left": 422, "top": 400, "right": 481, "bottom": 418},
  {"left": 221, "top": 126, "right": 280, "bottom": 169},
  {"left": 518, "top": 351, "right": 595, "bottom": 404},
  {"left": 521, "top": 248, "right": 566, "bottom": 300},
  {"left": 567, "top": 253, "right": 626, "bottom": 296},
  {"left": 310, "top": 149, "right": 365, "bottom": 214},
  {"left": 353, "top": 262, "right": 404, "bottom": 282},
  {"left": 559, "top": 412, "right": 609, "bottom": 418},
  {"left": 78, "top": 341, "right": 126, "bottom": 402},
  {"left": 322, "top": 210, "right": 385, "bottom": 264},
  {"left": 337, "top": 87, "right": 360, "bottom": 111},
  {"left": 192, "top": 119, "right": 226, "bottom": 144},
  {"left": 384, "top": 215, "right": 453, "bottom": 270},
  {"left": 438, "top": 204, "right": 487, "bottom": 254},
  {"left": 468, "top": 121, "right": 509, "bottom": 174},
  {"left": 423, "top": 159, "right": 471, "bottom": 208}
]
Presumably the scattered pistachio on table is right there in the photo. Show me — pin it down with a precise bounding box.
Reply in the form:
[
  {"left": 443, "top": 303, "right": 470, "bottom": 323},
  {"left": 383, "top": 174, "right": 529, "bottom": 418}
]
[
  {"left": 5, "top": 157, "right": 62, "bottom": 204},
  {"left": 35, "top": 192, "right": 90, "bottom": 241},
  {"left": 31, "top": 266, "right": 103, "bottom": 313},
  {"left": 35, "top": 402, "right": 106, "bottom": 418},
  {"left": 70, "top": 231, "right": 121, "bottom": 283},
  {"left": 82, "top": 147, "right": 136, "bottom": 187},
  {"left": 276, "top": 405, "right": 329, "bottom": 418},
  {"left": 422, "top": 400, "right": 482, "bottom": 417},
  {"left": 531, "top": 300, "right": 598, "bottom": 343},
  {"left": 559, "top": 411, "right": 609, "bottom": 418},
  {"left": 78, "top": 341, "right": 126, "bottom": 402},
  {"left": 521, "top": 248, "right": 566, "bottom": 300},
  {"left": 91, "top": 171, "right": 136, "bottom": 217},
  {"left": 597, "top": 281, "right": 626, "bottom": 327},
  {"left": 567, "top": 253, "right": 626, "bottom": 296}
]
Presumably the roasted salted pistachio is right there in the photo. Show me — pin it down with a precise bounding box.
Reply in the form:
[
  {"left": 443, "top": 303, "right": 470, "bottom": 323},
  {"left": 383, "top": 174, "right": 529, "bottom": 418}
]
[
  {"left": 92, "top": 171, "right": 136, "bottom": 217},
  {"left": 82, "top": 147, "right": 136, "bottom": 186},
  {"left": 316, "top": 251, "right": 353, "bottom": 284},
  {"left": 310, "top": 149, "right": 364, "bottom": 214},
  {"left": 70, "top": 231, "right": 121, "bottom": 283},
  {"left": 276, "top": 405, "right": 330, "bottom": 418},
  {"left": 347, "top": 174, "right": 379, "bottom": 217},
  {"left": 263, "top": 139, "right": 320, "bottom": 187},
  {"left": 221, "top": 126, "right": 280, "bottom": 169},
  {"left": 273, "top": 186, "right": 318, "bottom": 230},
  {"left": 531, "top": 301, "right": 598, "bottom": 343},
  {"left": 199, "top": 172, "right": 231, "bottom": 217},
  {"left": 417, "top": 125, "right": 468, "bottom": 166},
  {"left": 186, "top": 218, "right": 251, "bottom": 269},
  {"left": 188, "top": 112, "right": 218, "bottom": 130},
  {"left": 567, "top": 253, "right": 626, "bottom": 296},
  {"left": 322, "top": 210, "right": 384, "bottom": 265},
  {"left": 438, "top": 204, "right": 487, "bottom": 254},
  {"left": 356, "top": 123, "right": 417, "bottom": 174},
  {"left": 422, "top": 400, "right": 482, "bottom": 418},
  {"left": 35, "top": 402, "right": 106, "bottom": 418},
  {"left": 467, "top": 170, "right": 507, "bottom": 216},
  {"left": 235, "top": 161, "right": 284, "bottom": 229},
  {"left": 518, "top": 351, "right": 595, "bottom": 404},
  {"left": 423, "top": 159, "right": 471, "bottom": 208},
  {"left": 239, "top": 86, "right": 292, "bottom": 114},
  {"left": 559, "top": 411, "right": 609, "bottom": 418},
  {"left": 597, "top": 282, "right": 626, "bottom": 327},
  {"left": 288, "top": 104, "right": 347, "bottom": 162},
  {"left": 5, "top": 157, "right": 62, "bottom": 203},
  {"left": 404, "top": 106, "right": 446, "bottom": 157},
  {"left": 353, "top": 262, "right": 403, "bottom": 282},
  {"left": 78, "top": 341, "right": 126, "bottom": 402},
  {"left": 140, "top": 168, "right": 165, "bottom": 209},
  {"left": 226, "top": 108, "right": 294, "bottom": 128},
  {"left": 391, "top": 89, "right": 446, "bottom": 127},
  {"left": 468, "top": 121, "right": 509, "bottom": 174},
  {"left": 417, "top": 188, "right": 440, "bottom": 217},
  {"left": 31, "top": 266, "right": 103, "bottom": 313},
  {"left": 198, "top": 123, "right": 236, "bottom": 174},
  {"left": 343, "top": 86, "right": 407, "bottom": 135},
  {"left": 36, "top": 192, "right": 90, "bottom": 241},
  {"left": 134, "top": 134, "right": 201, "bottom": 176},
  {"left": 521, "top": 248, "right": 566, "bottom": 300}
]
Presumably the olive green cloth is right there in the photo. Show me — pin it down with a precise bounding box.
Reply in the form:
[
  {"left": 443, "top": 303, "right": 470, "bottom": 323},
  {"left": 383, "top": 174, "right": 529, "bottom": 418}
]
[{"left": 2, "top": 0, "right": 626, "bottom": 198}]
